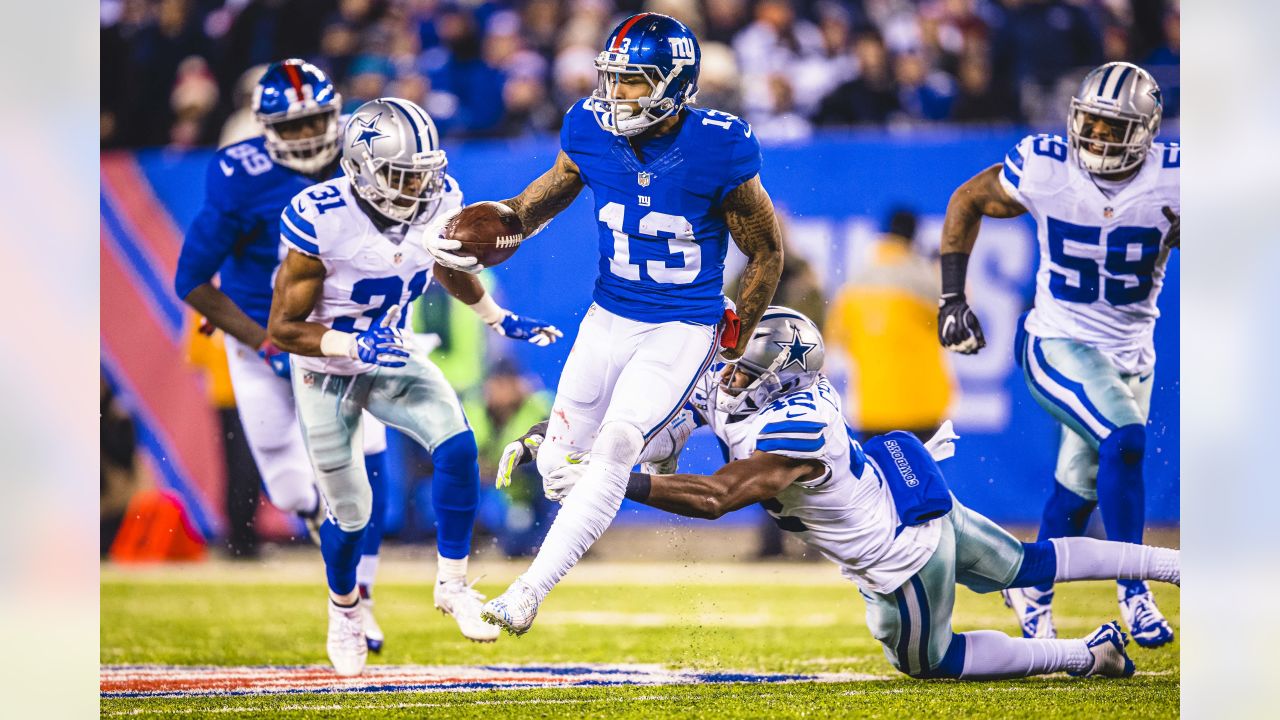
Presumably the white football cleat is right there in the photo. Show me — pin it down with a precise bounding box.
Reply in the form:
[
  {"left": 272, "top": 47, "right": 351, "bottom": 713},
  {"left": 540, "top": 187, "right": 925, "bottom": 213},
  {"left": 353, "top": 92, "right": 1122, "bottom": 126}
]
[
  {"left": 1069, "top": 621, "right": 1135, "bottom": 678},
  {"left": 326, "top": 599, "right": 368, "bottom": 676},
  {"left": 1001, "top": 586, "right": 1057, "bottom": 639},
  {"left": 434, "top": 578, "right": 500, "bottom": 642},
  {"left": 360, "top": 597, "right": 384, "bottom": 653},
  {"left": 1119, "top": 585, "right": 1175, "bottom": 648},
  {"left": 480, "top": 580, "right": 540, "bottom": 637}
]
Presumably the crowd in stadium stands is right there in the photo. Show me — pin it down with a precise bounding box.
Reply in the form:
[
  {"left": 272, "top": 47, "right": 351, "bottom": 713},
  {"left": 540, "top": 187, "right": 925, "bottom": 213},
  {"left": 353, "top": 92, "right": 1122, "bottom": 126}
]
[{"left": 101, "top": 0, "right": 1180, "bottom": 148}]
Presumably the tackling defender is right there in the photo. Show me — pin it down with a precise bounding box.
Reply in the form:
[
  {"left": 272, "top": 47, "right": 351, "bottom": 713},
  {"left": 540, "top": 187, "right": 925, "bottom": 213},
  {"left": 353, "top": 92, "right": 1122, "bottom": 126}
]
[
  {"left": 507, "top": 307, "right": 1179, "bottom": 681},
  {"left": 935, "top": 62, "right": 1179, "bottom": 646},
  {"left": 266, "top": 97, "right": 561, "bottom": 675},
  {"left": 173, "top": 60, "right": 393, "bottom": 649},
  {"left": 422, "top": 13, "right": 784, "bottom": 636}
]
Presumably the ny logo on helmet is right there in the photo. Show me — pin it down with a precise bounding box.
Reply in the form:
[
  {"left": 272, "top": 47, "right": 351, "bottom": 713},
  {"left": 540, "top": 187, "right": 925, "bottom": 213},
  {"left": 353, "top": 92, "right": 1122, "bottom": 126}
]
[{"left": 668, "top": 37, "right": 696, "bottom": 59}]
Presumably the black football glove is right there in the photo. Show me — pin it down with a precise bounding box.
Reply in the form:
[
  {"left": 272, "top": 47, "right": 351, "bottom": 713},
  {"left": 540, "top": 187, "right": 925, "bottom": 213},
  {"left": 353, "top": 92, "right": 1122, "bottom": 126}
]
[
  {"left": 938, "top": 295, "right": 986, "bottom": 354},
  {"left": 1161, "top": 206, "right": 1179, "bottom": 249}
]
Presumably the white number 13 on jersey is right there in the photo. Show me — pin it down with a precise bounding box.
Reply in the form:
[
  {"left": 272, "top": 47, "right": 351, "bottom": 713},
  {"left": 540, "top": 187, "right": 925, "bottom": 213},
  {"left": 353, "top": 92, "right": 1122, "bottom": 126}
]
[{"left": 600, "top": 202, "right": 701, "bottom": 284}]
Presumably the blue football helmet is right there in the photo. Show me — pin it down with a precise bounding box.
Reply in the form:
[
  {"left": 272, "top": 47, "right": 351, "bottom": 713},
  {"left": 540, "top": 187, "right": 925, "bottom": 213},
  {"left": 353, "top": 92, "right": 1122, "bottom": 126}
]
[
  {"left": 590, "top": 13, "right": 700, "bottom": 137},
  {"left": 253, "top": 59, "right": 343, "bottom": 175}
]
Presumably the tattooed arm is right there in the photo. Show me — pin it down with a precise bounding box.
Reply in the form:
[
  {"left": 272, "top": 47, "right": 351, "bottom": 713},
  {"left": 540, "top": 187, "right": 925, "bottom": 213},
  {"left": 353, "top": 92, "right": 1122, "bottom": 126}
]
[
  {"left": 498, "top": 150, "right": 585, "bottom": 237},
  {"left": 937, "top": 164, "right": 1028, "bottom": 354},
  {"left": 723, "top": 174, "right": 784, "bottom": 360}
]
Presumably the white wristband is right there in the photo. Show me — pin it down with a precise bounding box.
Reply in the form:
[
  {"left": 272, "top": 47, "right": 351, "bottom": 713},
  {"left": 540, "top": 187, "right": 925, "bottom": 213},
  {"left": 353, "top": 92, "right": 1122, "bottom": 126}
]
[
  {"left": 467, "top": 294, "right": 506, "bottom": 325},
  {"left": 320, "top": 330, "right": 358, "bottom": 358}
]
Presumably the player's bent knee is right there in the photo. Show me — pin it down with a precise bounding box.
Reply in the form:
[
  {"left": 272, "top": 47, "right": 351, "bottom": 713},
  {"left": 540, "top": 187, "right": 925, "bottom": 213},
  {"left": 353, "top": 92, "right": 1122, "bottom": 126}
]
[
  {"left": 432, "top": 430, "right": 479, "bottom": 473},
  {"left": 1100, "top": 424, "right": 1146, "bottom": 466},
  {"left": 259, "top": 468, "right": 317, "bottom": 514},
  {"left": 593, "top": 421, "right": 644, "bottom": 465},
  {"left": 1010, "top": 541, "right": 1058, "bottom": 588},
  {"left": 326, "top": 484, "right": 373, "bottom": 532}
]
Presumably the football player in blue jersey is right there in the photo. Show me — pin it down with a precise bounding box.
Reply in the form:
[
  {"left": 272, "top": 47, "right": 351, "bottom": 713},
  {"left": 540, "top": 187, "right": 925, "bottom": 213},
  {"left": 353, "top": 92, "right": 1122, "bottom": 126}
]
[
  {"left": 421, "top": 13, "right": 785, "bottom": 636},
  {"left": 173, "top": 60, "right": 392, "bottom": 651}
]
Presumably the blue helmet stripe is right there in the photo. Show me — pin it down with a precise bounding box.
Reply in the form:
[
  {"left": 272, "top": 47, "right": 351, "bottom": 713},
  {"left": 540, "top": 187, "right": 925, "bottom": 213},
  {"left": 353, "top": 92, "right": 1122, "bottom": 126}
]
[
  {"left": 382, "top": 99, "right": 422, "bottom": 153},
  {"left": 1096, "top": 65, "right": 1115, "bottom": 97}
]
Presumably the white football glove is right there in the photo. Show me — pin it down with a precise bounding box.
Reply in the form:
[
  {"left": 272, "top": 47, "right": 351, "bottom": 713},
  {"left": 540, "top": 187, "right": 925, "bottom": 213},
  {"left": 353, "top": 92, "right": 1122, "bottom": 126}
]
[
  {"left": 543, "top": 452, "right": 589, "bottom": 502},
  {"left": 421, "top": 206, "right": 482, "bottom": 274}
]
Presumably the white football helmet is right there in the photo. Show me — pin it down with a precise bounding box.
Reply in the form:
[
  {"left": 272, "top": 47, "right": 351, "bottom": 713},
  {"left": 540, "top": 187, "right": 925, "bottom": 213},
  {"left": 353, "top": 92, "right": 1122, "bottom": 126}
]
[
  {"left": 715, "top": 306, "right": 825, "bottom": 416},
  {"left": 340, "top": 98, "right": 448, "bottom": 224},
  {"left": 1068, "top": 62, "right": 1163, "bottom": 175}
]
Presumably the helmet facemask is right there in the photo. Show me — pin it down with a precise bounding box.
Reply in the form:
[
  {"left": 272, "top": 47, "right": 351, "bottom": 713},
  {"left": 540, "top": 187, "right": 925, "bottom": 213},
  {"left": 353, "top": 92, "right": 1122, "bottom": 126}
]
[
  {"left": 1068, "top": 100, "right": 1158, "bottom": 176},
  {"left": 590, "top": 51, "right": 695, "bottom": 137},
  {"left": 260, "top": 105, "right": 342, "bottom": 175},
  {"left": 344, "top": 150, "right": 448, "bottom": 224},
  {"left": 713, "top": 357, "right": 809, "bottom": 417}
]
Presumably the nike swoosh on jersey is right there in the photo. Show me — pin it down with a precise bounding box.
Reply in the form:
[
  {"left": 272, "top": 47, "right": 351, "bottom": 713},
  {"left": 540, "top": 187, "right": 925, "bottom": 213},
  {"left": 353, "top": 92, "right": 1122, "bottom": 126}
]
[{"left": 220, "top": 160, "right": 234, "bottom": 177}]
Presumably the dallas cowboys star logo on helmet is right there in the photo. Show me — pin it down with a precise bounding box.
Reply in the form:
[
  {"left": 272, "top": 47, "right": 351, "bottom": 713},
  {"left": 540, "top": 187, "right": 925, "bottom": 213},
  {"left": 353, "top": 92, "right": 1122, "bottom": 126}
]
[
  {"left": 351, "top": 113, "right": 387, "bottom": 152},
  {"left": 773, "top": 323, "right": 817, "bottom": 371}
]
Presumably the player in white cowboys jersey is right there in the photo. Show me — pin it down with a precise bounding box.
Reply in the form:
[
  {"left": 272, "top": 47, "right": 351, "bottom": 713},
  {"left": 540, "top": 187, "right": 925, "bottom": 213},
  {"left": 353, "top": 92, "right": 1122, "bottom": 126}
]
[
  {"left": 506, "top": 307, "right": 1179, "bottom": 681},
  {"left": 266, "top": 97, "right": 561, "bottom": 676},
  {"left": 935, "top": 62, "right": 1179, "bottom": 647}
]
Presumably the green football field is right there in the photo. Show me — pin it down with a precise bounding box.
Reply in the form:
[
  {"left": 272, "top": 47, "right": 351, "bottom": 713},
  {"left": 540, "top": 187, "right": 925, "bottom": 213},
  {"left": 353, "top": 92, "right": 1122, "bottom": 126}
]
[{"left": 101, "top": 553, "right": 1179, "bottom": 718}]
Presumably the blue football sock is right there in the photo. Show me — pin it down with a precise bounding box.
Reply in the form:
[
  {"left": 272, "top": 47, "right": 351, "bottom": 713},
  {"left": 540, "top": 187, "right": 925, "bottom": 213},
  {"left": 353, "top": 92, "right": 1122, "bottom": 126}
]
[
  {"left": 362, "top": 451, "right": 387, "bottom": 559},
  {"left": 1033, "top": 483, "right": 1097, "bottom": 593},
  {"left": 1096, "top": 424, "right": 1147, "bottom": 593},
  {"left": 320, "top": 519, "right": 367, "bottom": 596},
  {"left": 430, "top": 431, "right": 481, "bottom": 561}
]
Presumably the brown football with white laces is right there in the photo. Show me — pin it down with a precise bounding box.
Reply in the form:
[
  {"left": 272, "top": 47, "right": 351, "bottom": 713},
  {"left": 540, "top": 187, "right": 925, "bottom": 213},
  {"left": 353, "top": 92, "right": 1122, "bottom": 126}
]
[{"left": 443, "top": 201, "right": 526, "bottom": 267}]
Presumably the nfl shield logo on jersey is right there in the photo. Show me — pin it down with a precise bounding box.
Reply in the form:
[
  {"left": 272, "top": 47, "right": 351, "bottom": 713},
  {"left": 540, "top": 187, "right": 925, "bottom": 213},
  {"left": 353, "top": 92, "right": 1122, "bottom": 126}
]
[
  {"left": 393, "top": 251, "right": 403, "bottom": 265},
  {"left": 637, "top": 171, "right": 651, "bottom": 187},
  {"left": 1104, "top": 206, "right": 1115, "bottom": 218}
]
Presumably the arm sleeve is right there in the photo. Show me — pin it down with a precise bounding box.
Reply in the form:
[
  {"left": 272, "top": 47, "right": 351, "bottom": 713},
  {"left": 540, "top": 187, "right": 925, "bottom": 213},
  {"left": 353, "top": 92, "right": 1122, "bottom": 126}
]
[
  {"left": 278, "top": 195, "right": 322, "bottom": 258},
  {"left": 997, "top": 135, "right": 1034, "bottom": 208},
  {"left": 173, "top": 156, "right": 247, "bottom": 299},
  {"left": 754, "top": 417, "right": 828, "bottom": 460},
  {"left": 721, "top": 119, "right": 763, "bottom": 200}
]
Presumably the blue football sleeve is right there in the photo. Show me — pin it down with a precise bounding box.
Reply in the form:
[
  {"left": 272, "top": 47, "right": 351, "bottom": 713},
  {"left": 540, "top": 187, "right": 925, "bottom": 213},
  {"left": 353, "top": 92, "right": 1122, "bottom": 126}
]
[
  {"left": 720, "top": 120, "right": 762, "bottom": 200},
  {"left": 173, "top": 154, "right": 250, "bottom": 300}
]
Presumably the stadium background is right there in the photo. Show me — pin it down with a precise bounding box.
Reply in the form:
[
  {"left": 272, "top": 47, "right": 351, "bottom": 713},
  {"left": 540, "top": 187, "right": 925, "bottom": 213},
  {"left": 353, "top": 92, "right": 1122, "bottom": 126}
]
[{"left": 99, "top": 0, "right": 1180, "bottom": 551}]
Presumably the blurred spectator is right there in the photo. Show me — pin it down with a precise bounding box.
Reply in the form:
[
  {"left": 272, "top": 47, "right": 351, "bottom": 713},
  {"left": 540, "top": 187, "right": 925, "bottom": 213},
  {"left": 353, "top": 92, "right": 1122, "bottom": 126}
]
[
  {"left": 990, "top": 0, "right": 1104, "bottom": 126},
  {"left": 464, "top": 359, "right": 556, "bottom": 558},
  {"left": 814, "top": 30, "right": 901, "bottom": 127},
  {"left": 894, "top": 51, "right": 955, "bottom": 122},
  {"left": 99, "top": 0, "right": 1177, "bottom": 147},
  {"left": 101, "top": 376, "right": 140, "bottom": 557},
  {"left": 824, "top": 208, "right": 954, "bottom": 441},
  {"left": 219, "top": 64, "right": 271, "bottom": 147}
]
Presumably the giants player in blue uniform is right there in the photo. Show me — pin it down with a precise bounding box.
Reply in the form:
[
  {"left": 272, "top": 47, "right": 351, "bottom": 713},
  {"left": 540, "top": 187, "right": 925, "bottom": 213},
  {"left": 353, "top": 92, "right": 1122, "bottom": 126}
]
[
  {"left": 423, "top": 13, "right": 785, "bottom": 635},
  {"left": 173, "top": 60, "right": 391, "bottom": 650}
]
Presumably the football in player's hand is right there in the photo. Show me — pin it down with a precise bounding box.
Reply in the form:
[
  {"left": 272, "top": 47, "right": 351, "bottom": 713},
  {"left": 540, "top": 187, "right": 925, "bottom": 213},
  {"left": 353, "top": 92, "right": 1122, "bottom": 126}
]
[{"left": 444, "top": 202, "right": 526, "bottom": 267}]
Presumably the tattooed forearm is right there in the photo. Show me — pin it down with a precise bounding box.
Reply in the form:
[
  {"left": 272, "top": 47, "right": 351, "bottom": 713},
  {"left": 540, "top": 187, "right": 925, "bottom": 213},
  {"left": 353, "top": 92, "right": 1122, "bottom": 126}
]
[
  {"left": 724, "top": 175, "right": 784, "bottom": 359},
  {"left": 499, "top": 150, "right": 585, "bottom": 237},
  {"left": 940, "top": 164, "right": 1027, "bottom": 255}
]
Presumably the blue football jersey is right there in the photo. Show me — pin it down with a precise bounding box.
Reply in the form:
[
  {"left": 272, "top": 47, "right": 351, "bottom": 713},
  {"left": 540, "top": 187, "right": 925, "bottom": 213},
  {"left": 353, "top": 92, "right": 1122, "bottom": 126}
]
[
  {"left": 174, "top": 136, "right": 337, "bottom": 327},
  {"left": 560, "top": 99, "right": 762, "bottom": 324}
]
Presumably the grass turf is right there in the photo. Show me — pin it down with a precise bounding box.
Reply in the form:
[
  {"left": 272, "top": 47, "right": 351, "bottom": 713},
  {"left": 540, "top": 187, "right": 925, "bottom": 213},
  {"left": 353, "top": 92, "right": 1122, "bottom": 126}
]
[{"left": 101, "top": 558, "right": 1179, "bottom": 718}]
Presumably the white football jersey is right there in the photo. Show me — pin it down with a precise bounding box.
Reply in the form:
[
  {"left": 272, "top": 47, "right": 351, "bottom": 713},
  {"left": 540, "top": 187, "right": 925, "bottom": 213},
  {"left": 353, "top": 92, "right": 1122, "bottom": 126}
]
[
  {"left": 278, "top": 174, "right": 464, "bottom": 375},
  {"left": 999, "top": 134, "right": 1180, "bottom": 375},
  {"left": 687, "top": 368, "right": 942, "bottom": 595}
]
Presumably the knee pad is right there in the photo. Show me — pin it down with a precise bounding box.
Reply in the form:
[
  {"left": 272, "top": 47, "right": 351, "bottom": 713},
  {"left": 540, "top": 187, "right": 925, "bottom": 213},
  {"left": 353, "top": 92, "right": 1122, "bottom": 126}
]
[
  {"left": 1100, "top": 424, "right": 1146, "bottom": 466},
  {"left": 431, "top": 430, "right": 479, "bottom": 474},
  {"left": 592, "top": 421, "right": 644, "bottom": 466},
  {"left": 325, "top": 482, "right": 372, "bottom": 533}
]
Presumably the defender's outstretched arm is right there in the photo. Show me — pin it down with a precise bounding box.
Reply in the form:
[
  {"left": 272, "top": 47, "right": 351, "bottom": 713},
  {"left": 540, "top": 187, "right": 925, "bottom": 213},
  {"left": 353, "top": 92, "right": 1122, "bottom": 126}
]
[
  {"left": 724, "top": 175, "right": 784, "bottom": 360},
  {"left": 630, "top": 451, "right": 823, "bottom": 520},
  {"left": 937, "top": 165, "right": 1028, "bottom": 354},
  {"left": 499, "top": 151, "right": 586, "bottom": 237}
]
